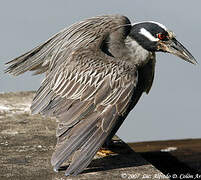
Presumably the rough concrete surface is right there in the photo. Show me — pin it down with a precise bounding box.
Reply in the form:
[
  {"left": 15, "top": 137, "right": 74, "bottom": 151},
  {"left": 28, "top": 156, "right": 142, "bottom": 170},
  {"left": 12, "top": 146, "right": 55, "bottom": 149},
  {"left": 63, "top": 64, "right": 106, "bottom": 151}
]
[{"left": 0, "top": 92, "right": 167, "bottom": 180}]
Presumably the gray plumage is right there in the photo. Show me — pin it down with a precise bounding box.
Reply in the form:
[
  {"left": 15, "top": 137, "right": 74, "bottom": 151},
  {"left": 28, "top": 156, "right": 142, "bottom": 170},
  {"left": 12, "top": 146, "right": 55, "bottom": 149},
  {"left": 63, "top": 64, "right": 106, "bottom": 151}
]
[{"left": 5, "top": 14, "right": 196, "bottom": 176}]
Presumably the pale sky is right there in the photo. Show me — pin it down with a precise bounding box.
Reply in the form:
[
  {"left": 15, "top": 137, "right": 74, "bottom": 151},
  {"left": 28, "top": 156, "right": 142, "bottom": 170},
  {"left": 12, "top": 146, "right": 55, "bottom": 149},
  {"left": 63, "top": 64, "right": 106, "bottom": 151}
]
[{"left": 0, "top": 0, "right": 200, "bottom": 142}]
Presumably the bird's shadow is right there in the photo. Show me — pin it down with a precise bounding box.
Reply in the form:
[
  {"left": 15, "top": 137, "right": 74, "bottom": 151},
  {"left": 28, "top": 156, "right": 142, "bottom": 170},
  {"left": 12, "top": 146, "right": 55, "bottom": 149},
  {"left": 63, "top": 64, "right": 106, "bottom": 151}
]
[
  {"left": 139, "top": 151, "right": 201, "bottom": 180},
  {"left": 59, "top": 153, "right": 148, "bottom": 174},
  {"left": 58, "top": 142, "right": 201, "bottom": 179},
  {"left": 58, "top": 141, "right": 149, "bottom": 174}
]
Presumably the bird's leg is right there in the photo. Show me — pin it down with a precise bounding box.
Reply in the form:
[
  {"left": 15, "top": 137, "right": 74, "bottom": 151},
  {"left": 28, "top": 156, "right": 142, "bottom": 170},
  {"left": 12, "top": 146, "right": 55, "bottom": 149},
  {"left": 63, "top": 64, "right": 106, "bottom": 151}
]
[
  {"left": 102, "top": 137, "right": 114, "bottom": 148},
  {"left": 96, "top": 136, "right": 116, "bottom": 157},
  {"left": 97, "top": 116, "right": 127, "bottom": 157}
]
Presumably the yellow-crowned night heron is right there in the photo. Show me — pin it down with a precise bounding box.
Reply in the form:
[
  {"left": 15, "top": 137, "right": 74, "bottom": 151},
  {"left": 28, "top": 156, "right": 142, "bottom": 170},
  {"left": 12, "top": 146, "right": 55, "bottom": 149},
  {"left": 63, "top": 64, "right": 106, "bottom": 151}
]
[{"left": 5, "top": 14, "right": 197, "bottom": 176}]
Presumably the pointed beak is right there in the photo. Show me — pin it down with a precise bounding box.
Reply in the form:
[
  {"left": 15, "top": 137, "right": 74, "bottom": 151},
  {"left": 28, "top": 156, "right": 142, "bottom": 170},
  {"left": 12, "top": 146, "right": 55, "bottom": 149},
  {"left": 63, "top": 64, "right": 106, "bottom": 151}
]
[{"left": 158, "top": 38, "right": 198, "bottom": 65}]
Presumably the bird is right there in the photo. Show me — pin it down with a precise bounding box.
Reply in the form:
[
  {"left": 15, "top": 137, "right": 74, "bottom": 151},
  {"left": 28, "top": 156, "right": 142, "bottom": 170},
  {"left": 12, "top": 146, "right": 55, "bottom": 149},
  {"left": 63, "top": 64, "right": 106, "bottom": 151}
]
[{"left": 5, "top": 14, "right": 197, "bottom": 176}]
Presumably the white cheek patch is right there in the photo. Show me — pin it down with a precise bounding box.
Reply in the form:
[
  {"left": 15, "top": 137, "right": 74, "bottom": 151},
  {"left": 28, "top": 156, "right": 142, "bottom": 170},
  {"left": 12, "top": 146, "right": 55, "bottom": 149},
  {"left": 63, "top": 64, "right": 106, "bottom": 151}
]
[{"left": 139, "top": 28, "right": 159, "bottom": 42}]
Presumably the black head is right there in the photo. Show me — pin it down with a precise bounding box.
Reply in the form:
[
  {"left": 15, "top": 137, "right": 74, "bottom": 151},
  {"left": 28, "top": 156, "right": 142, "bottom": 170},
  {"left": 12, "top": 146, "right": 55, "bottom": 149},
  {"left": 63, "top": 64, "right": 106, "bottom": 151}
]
[{"left": 129, "top": 21, "right": 197, "bottom": 64}]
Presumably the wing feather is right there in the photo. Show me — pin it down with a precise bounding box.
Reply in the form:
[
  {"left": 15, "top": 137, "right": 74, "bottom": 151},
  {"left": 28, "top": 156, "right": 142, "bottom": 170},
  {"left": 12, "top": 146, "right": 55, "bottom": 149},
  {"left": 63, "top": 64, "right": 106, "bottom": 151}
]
[
  {"left": 46, "top": 56, "right": 137, "bottom": 175},
  {"left": 5, "top": 15, "right": 130, "bottom": 76},
  {"left": 51, "top": 111, "right": 100, "bottom": 169},
  {"left": 65, "top": 128, "right": 108, "bottom": 176}
]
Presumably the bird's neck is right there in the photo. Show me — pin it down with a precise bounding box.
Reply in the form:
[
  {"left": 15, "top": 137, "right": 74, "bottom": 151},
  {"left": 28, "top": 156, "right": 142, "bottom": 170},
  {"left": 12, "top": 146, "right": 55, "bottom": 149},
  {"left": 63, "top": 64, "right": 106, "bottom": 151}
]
[{"left": 125, "top": 37, "right": 154, "bottom": 67}]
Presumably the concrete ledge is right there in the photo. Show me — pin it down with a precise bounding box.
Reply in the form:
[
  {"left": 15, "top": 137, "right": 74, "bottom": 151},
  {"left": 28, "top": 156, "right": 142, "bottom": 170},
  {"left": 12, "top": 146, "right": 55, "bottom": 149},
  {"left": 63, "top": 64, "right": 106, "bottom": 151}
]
[{"left": 0, "top": 92, "right": 168, "bottom": 180}]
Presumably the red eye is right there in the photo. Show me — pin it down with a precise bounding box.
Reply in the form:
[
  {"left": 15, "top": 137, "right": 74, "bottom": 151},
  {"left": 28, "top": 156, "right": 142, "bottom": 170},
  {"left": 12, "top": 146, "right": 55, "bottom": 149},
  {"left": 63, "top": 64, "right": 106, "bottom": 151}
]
[{"left": 157, "top": 33, "right": 167, "bottom": 40}]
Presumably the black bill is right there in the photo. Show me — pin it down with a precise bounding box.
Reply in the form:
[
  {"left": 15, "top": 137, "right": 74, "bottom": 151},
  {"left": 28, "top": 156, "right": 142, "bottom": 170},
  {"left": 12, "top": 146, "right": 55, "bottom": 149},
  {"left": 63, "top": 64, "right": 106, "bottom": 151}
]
[{"left": 159, "top": 38, "right": 197, "bottom": 65}]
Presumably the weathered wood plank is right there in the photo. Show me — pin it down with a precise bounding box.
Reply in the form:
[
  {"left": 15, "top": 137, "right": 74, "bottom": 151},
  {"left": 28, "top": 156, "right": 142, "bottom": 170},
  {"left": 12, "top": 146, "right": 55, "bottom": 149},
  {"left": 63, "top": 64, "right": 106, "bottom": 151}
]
[{"left": 128, "top": 139, "right": 201, "bottom": 178}]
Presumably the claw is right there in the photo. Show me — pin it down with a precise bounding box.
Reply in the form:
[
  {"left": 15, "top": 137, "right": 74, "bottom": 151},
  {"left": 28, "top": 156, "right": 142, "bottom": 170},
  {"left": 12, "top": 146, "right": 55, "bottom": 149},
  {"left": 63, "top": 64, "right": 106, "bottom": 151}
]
[{"left": 65, "top": 172, "right": 70, "bottom": 176}]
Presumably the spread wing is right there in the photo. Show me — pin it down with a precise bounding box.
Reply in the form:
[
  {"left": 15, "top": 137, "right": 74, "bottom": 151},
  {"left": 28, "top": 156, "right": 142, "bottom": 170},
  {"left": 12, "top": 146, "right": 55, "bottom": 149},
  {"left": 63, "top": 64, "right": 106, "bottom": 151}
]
[
  {"left": 30, "top": 48, "right": 138, "bottom": 176},
  {"left": 5, "top": 15, "right": 139, "bottom": 175},
  {"left": 44, "top": 53, "right": 138, "bottom": 175},
  {"left": 5, "top": 15, "right": 131, "bottom": 76}
]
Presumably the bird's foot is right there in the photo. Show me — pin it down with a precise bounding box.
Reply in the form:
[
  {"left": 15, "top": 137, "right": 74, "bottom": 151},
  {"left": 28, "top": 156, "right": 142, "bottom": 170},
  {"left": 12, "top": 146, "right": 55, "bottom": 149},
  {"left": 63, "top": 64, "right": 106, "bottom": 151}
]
[{"left": 96, "top": 148, "right": 115, "bottom": 157}]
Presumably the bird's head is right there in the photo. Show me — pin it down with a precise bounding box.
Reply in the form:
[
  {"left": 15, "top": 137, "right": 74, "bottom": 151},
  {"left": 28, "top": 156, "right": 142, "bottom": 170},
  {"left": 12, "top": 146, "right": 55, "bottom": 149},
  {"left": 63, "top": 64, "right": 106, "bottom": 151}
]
[{"left": 129, "top": 21, "right": 197, "bottom": 64}]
